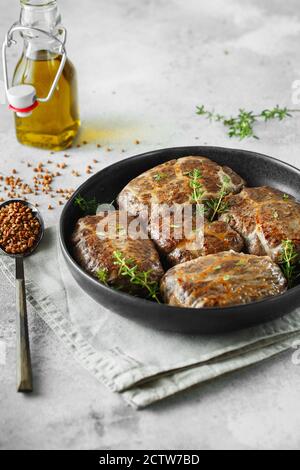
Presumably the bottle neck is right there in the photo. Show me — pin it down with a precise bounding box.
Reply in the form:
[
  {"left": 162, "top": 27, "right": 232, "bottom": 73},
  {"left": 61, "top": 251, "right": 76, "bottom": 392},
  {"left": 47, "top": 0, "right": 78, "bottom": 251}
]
[{"left": 20, "top": 0, "right": 63, "bottom": 58}]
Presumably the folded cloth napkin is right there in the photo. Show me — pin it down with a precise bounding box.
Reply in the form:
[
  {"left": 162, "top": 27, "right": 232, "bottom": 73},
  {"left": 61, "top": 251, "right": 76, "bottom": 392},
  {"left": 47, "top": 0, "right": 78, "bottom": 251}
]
[{"left": 1, "top": 226, "right": 300, "bottom": 408}]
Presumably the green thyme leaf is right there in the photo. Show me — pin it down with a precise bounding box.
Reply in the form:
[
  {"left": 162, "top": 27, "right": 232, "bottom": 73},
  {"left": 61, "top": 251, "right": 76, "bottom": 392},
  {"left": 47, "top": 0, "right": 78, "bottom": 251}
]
[
  {"left": 97, "top": 268, "right": 109, "bottom": 286},
  {"left": 74, "top": 195, "right": 98, "bottom": 215},
  {"left": 236, "top": 260, "right": 247, "bottom": 266},
  {"left": 153, "top": 173, "right": 167, "bottom": 182}
]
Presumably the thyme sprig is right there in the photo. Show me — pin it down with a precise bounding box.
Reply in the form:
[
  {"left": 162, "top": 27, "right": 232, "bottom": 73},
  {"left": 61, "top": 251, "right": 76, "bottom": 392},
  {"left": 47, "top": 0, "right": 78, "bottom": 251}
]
[
  {"left": 113, "top": 251, "right": 161, "bottom": 303},
  {"left": 186, "top": 169, "right": 206, "bottom": 206},
  {"left": 96, "top": 268, "right": 109, "bottom": 286},
  {"left": 185, "top": 170, "right": 231, "bottom": 219},
  {"left": 74, "top": 195, "right": 98, "bottom": 215},
  {"left": 196, "top": 105, "right": 300, "bottom": 140},
  {"left": 279, "top": 240, "right": 300, "bottom": 288},
  {"left": 206, "top": 175, "right": 231, "bottom": 221}
]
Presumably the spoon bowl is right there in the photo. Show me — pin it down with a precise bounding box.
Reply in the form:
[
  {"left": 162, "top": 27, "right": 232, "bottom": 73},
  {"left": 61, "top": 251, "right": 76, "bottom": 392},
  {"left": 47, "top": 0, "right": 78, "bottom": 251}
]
[{"left": 0, "top": 199, "right": 45, "bottom": 258}]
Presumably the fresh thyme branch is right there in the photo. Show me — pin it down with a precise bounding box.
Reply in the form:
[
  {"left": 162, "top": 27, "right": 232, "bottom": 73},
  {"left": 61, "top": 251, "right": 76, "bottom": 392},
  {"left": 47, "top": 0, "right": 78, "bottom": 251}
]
[
  {"left": 279, "top": 240, "right": 300, "bottom": 288},
  {"left": 196, "top": 105, "right": 300, "bottom": 140},
  {"left": 113, "top": 251, "right": 161, "bottom": 303},
  {"left": 186, "top": 170, "right": 231, "bottom": 220},
  {"left": 206, "top": 175, "right": 231, "bottom": 221},
  {"left": 187, "top": 169, "right": 205, "bottom": 206}
]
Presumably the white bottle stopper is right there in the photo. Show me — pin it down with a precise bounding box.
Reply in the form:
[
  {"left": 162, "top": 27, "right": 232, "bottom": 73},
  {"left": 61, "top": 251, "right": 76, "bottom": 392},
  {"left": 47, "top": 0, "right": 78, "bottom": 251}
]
[{"left": 7, "top": 85, "right": 38, "bottom": 117}]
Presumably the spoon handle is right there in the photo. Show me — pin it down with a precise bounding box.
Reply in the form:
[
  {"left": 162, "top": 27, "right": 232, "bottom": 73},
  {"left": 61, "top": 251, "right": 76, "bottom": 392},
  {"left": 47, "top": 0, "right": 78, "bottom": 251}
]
[{"left": 16, "top": 258, "right": 33, "bottom": 393}]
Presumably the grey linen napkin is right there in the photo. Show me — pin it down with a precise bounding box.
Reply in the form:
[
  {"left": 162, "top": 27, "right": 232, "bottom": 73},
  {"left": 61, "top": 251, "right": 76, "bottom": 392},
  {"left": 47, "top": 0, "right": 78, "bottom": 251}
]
[{"left": 1, "top": 226, "right": 300, "bottom": 408}]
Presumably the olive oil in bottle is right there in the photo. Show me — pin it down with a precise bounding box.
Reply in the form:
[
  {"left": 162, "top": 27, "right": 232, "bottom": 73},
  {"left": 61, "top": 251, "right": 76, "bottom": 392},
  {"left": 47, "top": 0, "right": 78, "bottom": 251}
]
[
  {"left": 9, "top": 0, "right": 80, "bottom": 151},
  {"left": 13, "top": 51, "right": 80, "bottom": 151}
]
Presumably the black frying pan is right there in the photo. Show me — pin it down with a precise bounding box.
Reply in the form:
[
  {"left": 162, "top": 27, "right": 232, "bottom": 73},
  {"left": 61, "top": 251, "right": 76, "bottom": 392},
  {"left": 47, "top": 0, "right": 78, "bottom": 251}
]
[{"left": 59, "top": 147, "right": 300, "bottom": 334}]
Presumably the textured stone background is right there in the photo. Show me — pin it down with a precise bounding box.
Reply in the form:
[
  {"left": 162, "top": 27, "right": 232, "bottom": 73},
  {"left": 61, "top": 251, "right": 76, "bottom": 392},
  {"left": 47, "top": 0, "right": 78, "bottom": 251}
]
[{"left": 0, "top": 0, "right": 300, "bottom": 450}]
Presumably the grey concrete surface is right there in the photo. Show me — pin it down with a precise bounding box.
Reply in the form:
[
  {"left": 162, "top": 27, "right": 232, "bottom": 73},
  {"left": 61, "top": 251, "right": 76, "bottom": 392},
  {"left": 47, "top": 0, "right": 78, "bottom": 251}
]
[{"left": 0, "top": 0, "right": 300, "bottom": 450}]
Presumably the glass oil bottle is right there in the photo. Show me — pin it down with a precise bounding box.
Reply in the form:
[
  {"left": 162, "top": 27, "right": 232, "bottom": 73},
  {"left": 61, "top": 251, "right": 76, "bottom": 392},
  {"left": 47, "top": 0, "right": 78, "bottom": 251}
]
[{"left": 5, "top": 0, "right": 80, "bottom": 151}]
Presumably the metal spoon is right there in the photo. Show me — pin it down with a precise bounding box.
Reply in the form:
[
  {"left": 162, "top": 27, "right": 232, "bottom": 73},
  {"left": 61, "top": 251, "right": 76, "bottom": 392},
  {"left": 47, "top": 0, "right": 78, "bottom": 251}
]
[{"left": 0, "top": 199, "right": 44, "bottom": 393}]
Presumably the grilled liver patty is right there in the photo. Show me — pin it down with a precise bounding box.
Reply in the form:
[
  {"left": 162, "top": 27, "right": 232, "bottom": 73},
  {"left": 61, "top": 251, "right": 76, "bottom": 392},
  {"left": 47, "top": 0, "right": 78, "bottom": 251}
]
[
  {"left": 150, "top": 215, "right": 244, "bottom": 266},
  {"left": 72, "top": 211, "right": 164, "bottom": 296},
  {"left": 220, "top": 187, "right": 300, "bottom": 261},
  {"left": 161, "top": 251, "right": 287, "bottom": 308},
  {"left": 118, "top": 156, "right": 246, "bottom": 218}
]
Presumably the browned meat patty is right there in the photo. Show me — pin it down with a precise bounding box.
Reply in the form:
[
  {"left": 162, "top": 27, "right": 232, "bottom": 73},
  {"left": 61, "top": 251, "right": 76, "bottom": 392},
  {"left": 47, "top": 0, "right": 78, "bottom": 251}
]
[
  {"left": 150, "top": 213, "right": 244, "bottom": 265},
  {"left": 72, "top": 211, "right": 164, "bottom": 297},
  {"left": 117, "top": 156, "right": 246, "bottom": 218},
  {"left": 219, "top": 187, "right": 300, "bottom": 262},
  {"left": 161, "top": 251, "right": 287, "bottom": 308}
]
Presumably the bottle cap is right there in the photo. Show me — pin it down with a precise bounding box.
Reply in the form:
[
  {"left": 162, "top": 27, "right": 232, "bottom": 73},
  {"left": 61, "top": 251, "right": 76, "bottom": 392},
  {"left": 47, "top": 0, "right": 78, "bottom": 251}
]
[{"left": 7, "top": 85, "right": 38, "bottom": 117}]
